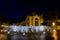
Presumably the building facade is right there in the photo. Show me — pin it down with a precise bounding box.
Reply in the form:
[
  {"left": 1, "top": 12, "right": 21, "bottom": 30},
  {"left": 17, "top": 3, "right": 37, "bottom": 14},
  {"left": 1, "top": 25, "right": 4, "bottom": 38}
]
[{"left": 20, "top": 13, "right": 43, "bottom": 26}]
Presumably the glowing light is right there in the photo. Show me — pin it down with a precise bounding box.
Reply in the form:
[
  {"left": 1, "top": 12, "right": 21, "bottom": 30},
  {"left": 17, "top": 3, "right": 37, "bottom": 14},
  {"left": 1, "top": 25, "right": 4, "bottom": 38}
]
[
  {"left": 52, "top": 22, "right": 55, "bottom": 26},
  {"left": 4, "top": 30, "right": 7, "bottom": 32},
  {"left": 8, "top": 32, "right": 10, "bottom": 34},
  {"left": 53, "top": 29, "right": 56, "bottom": 31},
  {"left": 1, "top": 25, "right": 8, "bottom": 27},
  {"left": 1, "top": 30, "right": 3, "bottom": 32}
]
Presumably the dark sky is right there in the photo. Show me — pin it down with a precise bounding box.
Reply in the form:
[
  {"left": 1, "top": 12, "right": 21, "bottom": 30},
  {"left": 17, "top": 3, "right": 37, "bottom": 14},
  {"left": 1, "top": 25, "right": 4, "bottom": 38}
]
[{"left": 0, "top": 0, "right": 60, "bottom": 20}]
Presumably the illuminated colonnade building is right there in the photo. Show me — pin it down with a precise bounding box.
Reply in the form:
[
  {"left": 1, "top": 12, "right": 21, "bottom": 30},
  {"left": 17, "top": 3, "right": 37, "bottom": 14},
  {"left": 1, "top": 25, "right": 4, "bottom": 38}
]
[
  {"left": 6, "top": 13, "right": 45, "bottom": 33},
  {"left": 20, "top": 13, "right": 43, "bottom": 26},
  {"left": 6, "top": 13, "right": 52, "bottom": 33}
]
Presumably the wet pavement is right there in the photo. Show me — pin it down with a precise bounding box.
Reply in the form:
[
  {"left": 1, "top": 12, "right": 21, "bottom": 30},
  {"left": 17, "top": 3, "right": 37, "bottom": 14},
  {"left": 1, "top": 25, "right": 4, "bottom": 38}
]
[
  {"left": 0, "top": 34, "right": 7, "bottom": 40},
  {"left": 7, "top": 34, "right": 28, "bottom": 40},
  {"left": 0, "top": 30, "right": 59, "bottom": 40}
]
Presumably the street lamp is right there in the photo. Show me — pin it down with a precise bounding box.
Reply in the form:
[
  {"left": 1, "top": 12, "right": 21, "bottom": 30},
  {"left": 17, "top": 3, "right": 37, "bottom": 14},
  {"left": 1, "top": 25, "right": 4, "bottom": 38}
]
[{"left": 52, "top": 22, "right": 55, "bottom": 26}]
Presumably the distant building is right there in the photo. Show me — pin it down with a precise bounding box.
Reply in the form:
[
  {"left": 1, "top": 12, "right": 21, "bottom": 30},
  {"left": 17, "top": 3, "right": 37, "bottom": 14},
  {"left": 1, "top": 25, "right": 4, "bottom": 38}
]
[
  {"left": 51, "top": 19, "right": 60, "bottom": 29},
  {"left": 57, "top": 20, "right": 60, "bottom": 28},
  {"left": 20, "top": 13, "right": 44, "bottom": 26}
]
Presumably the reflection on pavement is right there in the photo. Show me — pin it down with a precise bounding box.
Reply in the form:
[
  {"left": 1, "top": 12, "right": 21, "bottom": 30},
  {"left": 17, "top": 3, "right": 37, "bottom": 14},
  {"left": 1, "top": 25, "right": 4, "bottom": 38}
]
[
  {"left": 0, "top": 31, "right": 59, "bottom": 40},
  {"left": 0, "top": 34, "right": 7, "bottom": 40},
  {"left": 52, "top": 29, "right": 57, "bottom": 40}
]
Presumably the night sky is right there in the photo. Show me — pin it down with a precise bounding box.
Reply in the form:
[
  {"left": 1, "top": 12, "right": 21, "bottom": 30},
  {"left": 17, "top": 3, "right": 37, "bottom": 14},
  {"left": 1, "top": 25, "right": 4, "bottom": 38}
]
[{"left": 0, "top": 0, "right": 60, "bottom": 20}]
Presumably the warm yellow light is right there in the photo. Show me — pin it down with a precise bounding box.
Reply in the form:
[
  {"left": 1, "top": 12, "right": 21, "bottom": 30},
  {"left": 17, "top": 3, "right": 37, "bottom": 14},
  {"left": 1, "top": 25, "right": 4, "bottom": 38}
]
[
  {"left": 1, "top": 30, "right": 3, "bottom": 32},
  {"left": 53, "top": 29, "right": 56, "bottom": 31},
  {"left": 52, "top": 29, "right": 57, "bottom": 40},
  {"left": 52, "top": 22, "right": 55, "bottom": 26},
  {"left": 1, "top": 25, "right": 8, "bottom": 27}
]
